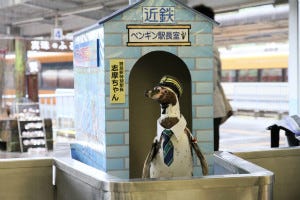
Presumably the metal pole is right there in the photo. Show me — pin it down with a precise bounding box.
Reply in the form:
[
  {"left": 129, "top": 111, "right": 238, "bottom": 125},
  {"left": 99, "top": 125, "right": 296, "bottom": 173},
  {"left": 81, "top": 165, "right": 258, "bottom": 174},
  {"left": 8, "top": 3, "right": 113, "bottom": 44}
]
[
  {"left": 0, "top": 48, "right": 6, "bottom": 113},
  {"left": 288, "top": 0, "right": 300, "bottom": 115}
]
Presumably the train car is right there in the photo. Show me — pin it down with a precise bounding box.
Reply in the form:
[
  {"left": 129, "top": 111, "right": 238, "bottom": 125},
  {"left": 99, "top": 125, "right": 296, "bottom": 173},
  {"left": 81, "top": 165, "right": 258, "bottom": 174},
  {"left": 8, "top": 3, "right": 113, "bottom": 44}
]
[
  {"left": 34, "top": 52, "right": 74, "bottom": 90},
  {"left": 4, "top": 52, "right": 73, "bottom": 95},
  {"left": 220, "top": 51, "right": 289, "bottom": 116},
  {"left": 221, "top": 53, "right": 288, "bottom": 82}
]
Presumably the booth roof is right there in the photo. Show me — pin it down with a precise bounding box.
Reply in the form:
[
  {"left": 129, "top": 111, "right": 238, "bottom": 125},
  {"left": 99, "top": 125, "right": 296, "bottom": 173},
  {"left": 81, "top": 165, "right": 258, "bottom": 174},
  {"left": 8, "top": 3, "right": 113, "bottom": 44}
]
[{"left": 97, "top": 0, "right": 219, "bottom": 26}]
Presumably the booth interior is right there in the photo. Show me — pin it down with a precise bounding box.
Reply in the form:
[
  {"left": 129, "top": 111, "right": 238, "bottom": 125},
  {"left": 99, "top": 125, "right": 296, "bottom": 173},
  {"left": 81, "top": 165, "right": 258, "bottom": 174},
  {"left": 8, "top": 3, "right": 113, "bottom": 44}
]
[{"left": 1, "top": 0, "right": 300, "bottom": 200}]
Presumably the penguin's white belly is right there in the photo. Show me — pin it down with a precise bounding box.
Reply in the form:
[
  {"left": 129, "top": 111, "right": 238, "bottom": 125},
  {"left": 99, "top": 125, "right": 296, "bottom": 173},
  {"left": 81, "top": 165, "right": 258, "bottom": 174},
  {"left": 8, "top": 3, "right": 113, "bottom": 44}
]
[{"left": 150, "top": 134, "right": 193, "bottom": 178}]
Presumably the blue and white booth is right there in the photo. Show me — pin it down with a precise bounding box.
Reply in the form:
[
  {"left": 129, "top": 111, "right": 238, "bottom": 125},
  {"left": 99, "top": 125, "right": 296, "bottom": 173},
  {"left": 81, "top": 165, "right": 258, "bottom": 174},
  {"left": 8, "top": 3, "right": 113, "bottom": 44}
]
[{"left": 71, "top": 0, "right": 217, "bottom": 179}]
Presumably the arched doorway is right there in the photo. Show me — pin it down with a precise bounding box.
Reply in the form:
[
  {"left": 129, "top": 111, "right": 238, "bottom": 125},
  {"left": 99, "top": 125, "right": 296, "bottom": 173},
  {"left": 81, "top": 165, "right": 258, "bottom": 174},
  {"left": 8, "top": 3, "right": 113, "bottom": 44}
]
[{"left": 129, "top": 51, "right": 192, "bottom": 178}]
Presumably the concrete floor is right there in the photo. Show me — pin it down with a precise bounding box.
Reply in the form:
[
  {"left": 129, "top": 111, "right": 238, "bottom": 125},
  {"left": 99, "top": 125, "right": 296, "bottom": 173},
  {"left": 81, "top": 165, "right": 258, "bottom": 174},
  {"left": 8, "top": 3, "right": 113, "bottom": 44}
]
[{"left": 220, "top": 116, "right": 288, "bottom": 152}]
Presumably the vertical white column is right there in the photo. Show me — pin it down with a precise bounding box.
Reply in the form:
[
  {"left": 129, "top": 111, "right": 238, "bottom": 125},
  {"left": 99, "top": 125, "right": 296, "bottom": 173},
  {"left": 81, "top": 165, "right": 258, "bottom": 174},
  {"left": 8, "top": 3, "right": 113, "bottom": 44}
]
[{"left": 289, "top": 0, "right": 300, "bottom": 115}]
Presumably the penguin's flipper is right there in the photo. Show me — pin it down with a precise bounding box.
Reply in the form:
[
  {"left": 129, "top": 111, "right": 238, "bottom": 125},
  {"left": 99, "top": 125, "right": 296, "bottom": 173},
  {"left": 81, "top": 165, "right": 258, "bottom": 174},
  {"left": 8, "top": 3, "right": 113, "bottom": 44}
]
[
  {"left": 142, "top": 139, "right": 160, "bottom": 178},
  {"left": 185, "top": 127, "right": 209, "bottom": 176}
]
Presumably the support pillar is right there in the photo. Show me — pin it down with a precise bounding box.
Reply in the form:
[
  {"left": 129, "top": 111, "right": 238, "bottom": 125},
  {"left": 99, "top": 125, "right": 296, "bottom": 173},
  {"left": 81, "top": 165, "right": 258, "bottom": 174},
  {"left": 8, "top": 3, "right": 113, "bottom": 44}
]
[
  {"left": 128, "top": 0, "right": 139, "bottom": 4},
  {"left": 14, "top": 38, "right": 27, "bottom": 100},
  {"left": 26, "top": 74, "right": 39, "bottom": 102},
  {"left": 289, "top": 0, "right": 300, "bottom": 115},
  {"left": 0, "top": 48, "right": 6, "bottom": 113}
]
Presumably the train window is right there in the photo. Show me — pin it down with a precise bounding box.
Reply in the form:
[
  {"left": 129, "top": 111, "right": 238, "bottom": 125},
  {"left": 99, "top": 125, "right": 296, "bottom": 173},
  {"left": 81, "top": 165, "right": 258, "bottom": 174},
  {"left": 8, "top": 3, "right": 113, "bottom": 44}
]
[
  {"left": 41, "top": 70, "right": 58, "bottom": 89},
  {"left": 238, "top": 69, "right": 258, "bottom": 82},
  {"left": 261, "top": 68, "right": 283, "bottom": 82},
  {"left": 58, "top": 69, "right": 74, "bottom": 88},
  {"left": 222, "top": 70, "right": 236, "bottom": 82}
]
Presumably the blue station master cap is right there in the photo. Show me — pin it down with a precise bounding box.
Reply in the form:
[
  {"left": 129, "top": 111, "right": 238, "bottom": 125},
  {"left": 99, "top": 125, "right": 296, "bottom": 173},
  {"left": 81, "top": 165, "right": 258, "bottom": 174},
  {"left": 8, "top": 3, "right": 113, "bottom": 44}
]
[{"left": 159, "top": 75, "right": 183, "bottom": 98}]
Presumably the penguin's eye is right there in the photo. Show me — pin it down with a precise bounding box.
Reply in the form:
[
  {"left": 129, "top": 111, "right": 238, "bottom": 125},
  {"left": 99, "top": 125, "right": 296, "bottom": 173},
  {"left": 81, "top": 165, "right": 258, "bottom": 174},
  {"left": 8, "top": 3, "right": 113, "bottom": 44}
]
[{"left": 160, "top": 87, "right": 169, "bottom": 94}]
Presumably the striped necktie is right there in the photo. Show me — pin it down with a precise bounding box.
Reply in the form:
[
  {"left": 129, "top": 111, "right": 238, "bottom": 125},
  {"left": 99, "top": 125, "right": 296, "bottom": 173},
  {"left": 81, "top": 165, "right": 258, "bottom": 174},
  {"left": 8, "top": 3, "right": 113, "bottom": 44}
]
[{"left": 162, "top": 129, "right": 174, "bottom": 166}]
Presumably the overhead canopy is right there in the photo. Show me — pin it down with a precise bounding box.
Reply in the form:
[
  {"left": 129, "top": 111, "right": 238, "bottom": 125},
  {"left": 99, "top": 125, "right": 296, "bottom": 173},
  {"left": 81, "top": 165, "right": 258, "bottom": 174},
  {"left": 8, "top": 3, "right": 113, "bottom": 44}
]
[{"left": 0, "top": 0, "right": 288, "bottom": 47}]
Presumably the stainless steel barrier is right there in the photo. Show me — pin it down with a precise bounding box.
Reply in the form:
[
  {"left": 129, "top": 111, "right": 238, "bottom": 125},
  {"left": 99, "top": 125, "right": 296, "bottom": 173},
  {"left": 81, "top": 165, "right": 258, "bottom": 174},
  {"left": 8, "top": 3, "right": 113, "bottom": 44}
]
[
  {"left": 0, "top": 156, "right": 54, "bottom": 200},
  {"left": 235, "top": 147, "right": 300, "bottom": 200},
  {"left": 54, "top": 151, "right": 274, "bottom": 200}
]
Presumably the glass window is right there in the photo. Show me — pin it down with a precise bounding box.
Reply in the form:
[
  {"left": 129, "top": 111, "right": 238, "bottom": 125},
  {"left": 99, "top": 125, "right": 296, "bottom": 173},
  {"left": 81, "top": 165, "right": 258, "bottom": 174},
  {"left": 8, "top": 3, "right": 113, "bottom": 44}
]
[
  {"left": 58, "top": 69, "right": 74, "bottom": 88},
  {"left": 238, "top": 69, "right": 258, "bottom": 82},
  {"left": 41, "top": 70, "right": 58, "bottom": 89},
  {"left": 261, "top": 68, "right": 283, "bottom": 82},
  {"left": 222, "top": 70, "right": 236, "bottom": 82}
]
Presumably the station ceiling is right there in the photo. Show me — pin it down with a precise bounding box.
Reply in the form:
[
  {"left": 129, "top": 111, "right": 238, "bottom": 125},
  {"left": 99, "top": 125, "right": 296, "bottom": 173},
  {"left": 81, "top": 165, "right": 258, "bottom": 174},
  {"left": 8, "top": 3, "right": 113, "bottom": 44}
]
[{"left": 0, "top": 0, "right": 289, "bottom": 48}]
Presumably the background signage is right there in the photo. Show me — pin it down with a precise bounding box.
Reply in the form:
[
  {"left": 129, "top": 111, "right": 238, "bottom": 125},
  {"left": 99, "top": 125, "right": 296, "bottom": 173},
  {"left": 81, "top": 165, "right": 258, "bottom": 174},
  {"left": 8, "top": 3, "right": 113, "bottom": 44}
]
[{"left": 27, "top": 40, "right": 73, "bottom": 52}]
